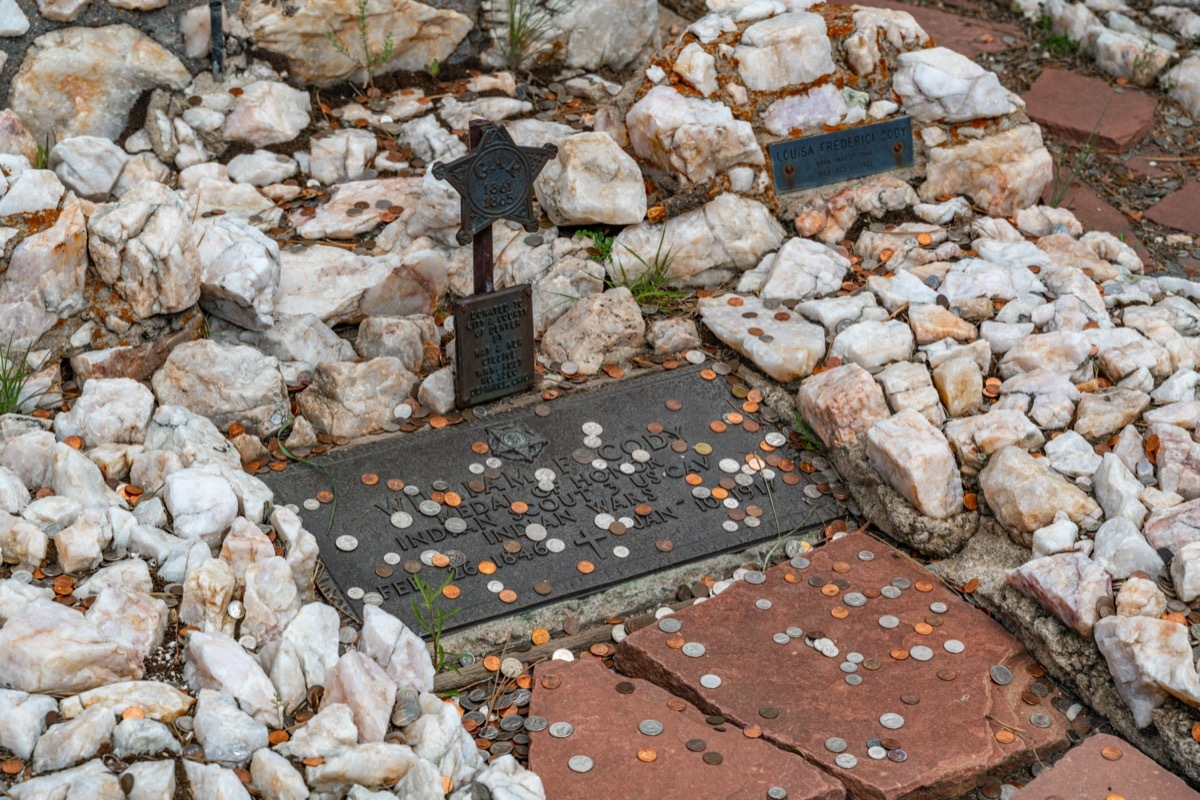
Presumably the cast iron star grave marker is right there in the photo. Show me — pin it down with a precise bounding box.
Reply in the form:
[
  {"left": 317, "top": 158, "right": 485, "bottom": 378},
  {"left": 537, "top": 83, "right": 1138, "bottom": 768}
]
[{"left": 433, "top": 120, "right": 557, "bottom": 407}]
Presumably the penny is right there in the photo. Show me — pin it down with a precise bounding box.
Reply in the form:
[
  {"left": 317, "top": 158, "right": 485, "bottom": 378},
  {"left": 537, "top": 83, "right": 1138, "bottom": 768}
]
[
  {"left": 989, "top": 665, "right": 1014, "bottom": 686},
  {"left": 616, "top": 681, "right": 636, "bottom": 695},
  {"left": 656, "top": 540, "right": 674, "bottom": 552},
  {"left": 937, "top": 669, "right": 957, "bottom": 681},
  {"left": 577, "top": 561, "right": 595, "bottom": 574},
  {"left": 374, "top": 565, "right": 393, "bottom": 578},
  {"left": 666, "top": 636, "right": 686, "bottom": 649},
  {"left": 568, "top": 755, "right": 593, "bottom": 773},
  {"left": 499, "top": 590, "right": 517, "bottom": 603},
  {"left": 686, "top": 739, "right": 707, "bottom": 752},
  {"left": 702, "top": 752, "right": 724, "bottom": 765},
  {"left": 665, "top": 399, "right": 682, "bottom": 411},
  {"left": 862, "top": 658, "right": 882, "bottom": 671},
  {"left": 431, "top": 553, "right": 451, "bottom": 568},
  {"left": 901, "top": 693, "right": 920, "bottom": 706},
  {"left": 915, "top": 581, "right": 934, "bottom": 593},
  {"left": 1026, "top": 664, "right": 1047, "bottom": 678},
  {"left": 637, "top": 748, "right": 657, "bottom": 763},
  {"left": 1100, "top": 745, "right": 1123, "bottom": 761},
  {"left": 914, "top": 623, "right": 933, "bottom": 635},
  {"left": 890, "top": 648, "right": 909, "bottom": 661},
  {"left": 403, "top": 560, "right": 422, "bottom": 574},
  {"left": 1021, "top": 691, "right": 1040, "bottom": 705},
  {"left": 666, "top": 698, "right": 688, "bottom": 712},
  {"left": 361, "top": 473, "right": 379, "bottom": 486},
  {"left": 831, "top": 607, "right": 849, "bottom": 619},
  {"left": 994, "top": 730, "right": 1015, "bottom": 744},
  {"left": 706, "top": 715, "right": 726, "bottom": 725}
]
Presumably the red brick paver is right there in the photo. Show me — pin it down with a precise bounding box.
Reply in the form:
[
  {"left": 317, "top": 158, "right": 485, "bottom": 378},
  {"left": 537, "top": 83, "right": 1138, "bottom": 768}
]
[
  {"left": 1145, "top": 180, "right": 1200, "bottom": 237},
  {"left": 1023, "top": 69, "right": 1158, "bottom": 151},
  {"left": 1013, "top": 733, "right": 1200, "bottom": 800}
]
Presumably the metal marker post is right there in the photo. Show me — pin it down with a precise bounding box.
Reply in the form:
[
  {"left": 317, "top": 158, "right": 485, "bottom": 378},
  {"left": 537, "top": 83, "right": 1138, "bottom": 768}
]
[
  {"left": 469, "top": 120, "right": 494, "bottom": 296},
  {"left": 209, "top": 1, "right": 225, "bottom": 81}
]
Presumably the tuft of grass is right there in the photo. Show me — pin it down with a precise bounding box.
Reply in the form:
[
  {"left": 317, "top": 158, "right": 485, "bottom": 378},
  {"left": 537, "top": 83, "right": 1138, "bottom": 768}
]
[
  {"left": 0, "top": 334, "right": 41, "bottom": 415},
  {"left": 325, "top": 0, "right": 396, "bottom": 88},
  {"left": 275, "top": 421, "right": 338, "bottom": 536},
  {"left": 505, "top": 0, "right": 572, "bottom": 71},
  {"left": 34, "top": 134, "right": 52, "bottom": 170},
  {"left": 793, "top": 412, "right": 825, "bottom": 452},
  {"left": 411, "top": 573, "right": 463, "bottom": 673},
  {"left": 757, "top": 473, "right": 817, "bottom": 570},
  {"left": 611, "top": 225, "right": 687, "bottom": 308},
  {"left": 575, "top": 228, "right": 614, "bottom": 263},
  {"left": 426, "top": 58, "right": 440, "bottom": 81}
]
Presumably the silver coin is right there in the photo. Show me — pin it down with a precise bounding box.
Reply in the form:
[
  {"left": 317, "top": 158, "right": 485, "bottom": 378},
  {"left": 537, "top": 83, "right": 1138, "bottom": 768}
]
[
  {"left": 858, "top": 550, "right": 875, "bottom": 562},
  {"left": 722, "top": 520, "right": 739, "bottom": 532},
  {"left": 815, "top": 639, "right": 839, "bottom": 658},
  {"left": 524, "top": 716, "right": 548, "bottom": 732},
  {"left": 892, "top": 577, "right": 912, "bottom": 590},
  {"left": 846, "top": 652, "right": 864, "bottom": 664},
  {"left": 699, "top": 674, "right": 722, "bottom": 689},
  {"left": 632, "top": 449, "right": 651, "bottom": 463},
  {"left": 363, "top": 593, "right": 384, "bottom": 606},
  {"left": 336, "top": 535, "right": 358, "bottom": 552},
  {"left": 745, "top": 516, "right": 760, "bottom": 528},
  {"left": 744, "top": 571, "right": 767, "bottom": 585},
  {"left": 881, "top": 586, "right": 902, "bottom": 599},
  {"left": 868, "top": 745, "right": 888, "bottom": 760},
  {"left": 943, "top": 639, "right": 965, "bottom": 654},
  {"left": 403, "top": 485, "right": 421, "bottom": 496},
  {"left": 755, "top": 599, "right": 773, "bottom": 610},
  {"left": 384, "top": 552, "right": 401, "bottom": 565},
  {"left": 765, "top": 432, "right": 787, "bottom": 447},
  {"left": 878, "top": 615, "right": 900, "bottom": 629},
  {"left": 468, "top": 462, "right": 485, "bottom": 474},
  {"left": 719, "top": 458, "right": 741, "bottom": 474},
  {"left": 549, "top": 722, "right": 575, "bottom": 738},
  {"left": 418, "top": 500, "right": 441, "bottom": 516},
  {"left": 525, "top": 523, "right": 547, "bottom": 541},
  {"left": 485, "top": 457, "right": 502, "bottom": 469},
  {"left": 773, "top": 633, "right": 791, "bottom": 644},
  {"left": 583, "top": 435, "right": 603, "bottom": 449},
  {"left": 338, "top": 626, "right": 357, "bottom": 644},
  {"left": 227, "top": 600, "right": 245, "bottom": 619},
  {"left": 824, "top": 737, "right": 848, "bottom": 753},
  {"left": 303, "top": 498, "right": 320, "bottom": 511},
  {"left": 420, "top": 550, "right": 439, "bottom": 566},
  {"left": 346, "top": 587, "right": 365, "bottom": 600},
  {"left": 390, "top": 511, "right": 413, "bottom": 529},
  {"left": 692, "top": 486, "right": 711, "bottom": 499},
  {"left": 538, "top": 479, "right": 555, "bottom": 492},
  {"left": 534, "top": 468, "right": 556, "bottom": 482},
  {"left": 722, "top": 498, "right": 739, "bottom": 510},
  {"left": 839, "top": 662, "right": 858, "bottom": 674},
  {"left": 767, "top": 788, "right": 788, "bottom": 800},
  {"left": 734, "top": 473, "right": 754, "bottom": 486},
  {"left": 545, "top": 538, "right": 565, "bottom": 553},
  {"left": 785, "top": 540, "right": 805, "bottom": 559},
  {"left": 910, "top": 646, "right": 934, "bottom": 662},
  {"left": 594, "top": 513, "right": 615, "bottom": 530},
  {"left": 1029, "top": 713, "right": 1052, "bottom": 729},
  {"left": 568, "top": 755, "right": 593, "bottom": 773},
  {"left": 845, "top": 673, "right": 863, "bottom": 686},
  {"left": 835, "top": 754, "right": 858, "bottom": 769},
  {"left": 930, "top": 602, "right": 948, "bottom": 614},
  {"left": 582, "top": 422, "right": 603, "bottom": 436},
  {"left": 487, "top": 580, "right": 504, "bottom": 593},
  {"left": 239, "top": 634, "right": 258, "bottom": 651},
  {"left": 790, "top": 557, "right": 811, "bottom": 569},
  {"left": 591, "top": 459, "right": 608, "bottom": 471},
  {"left": 989, "top": 665, "right": 1013, "bottom": 686},
  {"left": 786, "top": 627, "right": 804, "bottom": 639},
  {"left": 658, "top": 617, "right": 682, "bottom": 633},
  {"left": 685, "top": 350, "right": 706, "bottom": 365},
  {"left": 445, "top": 517, "right": 467, "bottom": 534},
  {"left": 682, "top": 642, "right": 706, "bottom": 658},
  {"left": 619, "top": 462, "right": 636, "bottom": 475},
  {"left": 804, "top": 485, "right": 822, "bottom": 499},
  {"left": 638, "top": 719, "right": 664, "bottom": 736},
  {"left": 880, "top": 713, "right": 905, "bottom": 730},
  {"left": 844, "top": 592, "right": 867, "bottom": 608},
  {"left": 501, "top": 657, "right": 523, "bottom": 678}
]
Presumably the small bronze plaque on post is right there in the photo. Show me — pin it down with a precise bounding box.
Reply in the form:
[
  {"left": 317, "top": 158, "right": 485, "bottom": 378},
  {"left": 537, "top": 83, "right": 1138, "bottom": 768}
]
[
  {"left": 769, "top": 116, "right": 914, "bottom": 194},
  {"left": 433, "top": 121, "right": 557, "bottom": 407}
]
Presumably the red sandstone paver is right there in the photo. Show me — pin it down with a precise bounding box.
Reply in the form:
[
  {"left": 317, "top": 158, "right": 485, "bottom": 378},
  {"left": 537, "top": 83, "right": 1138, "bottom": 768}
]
[
  {"left": 616, "top": 533, "right": 1071, "bottom": 800},
  {"left": 854, "top": 0, "right": 1026, "bottom": 57},
  {"left": 1145, "top": 180, "right": 1200, "bottom": 237},
  {"left": 528, "top": 658, "right": 844, "bottom": 800},
  {"left": 1013, "top": 733, "right": 1200, "bottom": 800},
  {"left": 1022, "top": 70, "right": 1157, "bottom": 151}
]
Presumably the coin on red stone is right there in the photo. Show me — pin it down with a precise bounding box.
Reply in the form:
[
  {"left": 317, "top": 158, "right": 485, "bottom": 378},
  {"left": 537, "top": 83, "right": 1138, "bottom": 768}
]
[{"left": 1101, "top": 746, "right": 1123, "bottom": 761}]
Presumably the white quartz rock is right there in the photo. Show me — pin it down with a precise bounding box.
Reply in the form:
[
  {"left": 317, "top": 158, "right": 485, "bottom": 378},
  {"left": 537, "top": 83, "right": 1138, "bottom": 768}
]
[
  {"left": 123, "top": 760, "right": 177, "bottom": 800},
  {"left": 0, "top": 169, "right": 64, "bottom": 217},
  {"left": 1093, "top": 517, "right": 1165, "bottom": 580},
  {"left": 54, "top": 378, "right": 155, "bottom": 446},
  {"left": 1008, "top": 552, "right": 1112, "bottom": 638},
  {"left": 324, "top": 650, "right": 397, "bottom": 744},
  {"left": 50, "top": 136, "right": 130, "bottom": 201},
  {"left": 1095, "top": 614, "right": 1200, "bottom": 728},
  {"left": 1074, "top": 388, "right": 1151, "bottom": 441},
  {"left": 470, "top": 754, "right": 546, "bottom": 800},
  {"left": 978, "top": 446, "right": 1102, "bottom": 543},
  {"left": 673, "top": 42, "right": 719, "bottom": 96},
  {"left": 32, "top": 704, "right": 116, "bottom": 773},
  {"left": 227, "top": 150, "right": 298, "bottom": 186},
  {"left": 932, "top": 356, "right": 982, "bottom": 418},
  {"left": 180, "top": 556, "right": 235, "bottom": 635},
  {"left": 1032, "top": 513, "right": 1079, "bottom": 558},
  {"left": 308, "top": 129, "right": 378, "bottom": 185},
  {"left": 183, "top": 760, "right": 253, "bottom": 800},
  {"left": 223, "top": 81, "right": 311, "bottom": 147},
  {"left": 164, "top": 468, "right": 238, "bottom": 546},
  {"left": 535, "top": 132, "right": 646, "bottom": 226},
  {"left": 1094, "top": 453, "right": 1150, "bottom": 527},
  {"left": 757, "top": 237, "right": 849, "bottom": 301},
  {"left": 875, "top": 361, "right": 945, "bottom": 426},
  {"left": 0, "top": 578, "right": 53, "bottom": 624},
  {"left": 1044, "top": 431, "right": 1102, "bottom": 479},
  {"left": 243, "top": 556, "right": 300, "bottom": 645},
  {"left": 698, "top": 295, "right": 825, "bottom": 382},
  {"left": 112, "top": 717, "right": 180, "bottom": 758},
  {"left": 1117, "top": 575, "right": 1167, "bottom": 618},
  {"left": 218, "top": 517, "right": 275, "bottom": 583},
  {"left": 0, "top": 600, "right": 142, "bottom": 692},
  {"left": 7, "top": 759, "right": 123, "bottom": 799},
  {"left": 894, "top": 47, "right": 1015, "bottom": 122},
  {"left": 829, "top": 320, "right": 915, "bottom": 374},
  {"left": 251, "top": 747, "right": 309, "bottom": 800},
  {"left": 866, "top": 409, "right": 963, "bottom": 519},
  {"left": 1, "top": 515, "right": 49, "bottom": 570},
  {"left": 405, "top": 691, "right": 482, "bottom": 788},
  {"left": 1170, "top": 540, "right": 1200, "bottom": 603},
  {"left": 195, "top": 689, "right": 269, "bottom": 766},
  {"left": 304, "top": 742, "right": 418, "bottom": 793},
  {"left": 60, "top": 681, "right": 194, "bottom": 722},
  {"left": 86, "top": 587, "right": 168, "bottom": 660},
  {"left": 276, "top": 703, "right": 358, "bottom": 760},
  {"left": 0, "top": 466, "right": 28, "bottom": 515},
  {"left": 735, "top": 12, "right": 834, "bottom": 91},
  {"left": 359, "top": 604, "right": 435, "bottom": 695},
  {"left": 0, "top": 688, "right": 58, "bottom": 759},
  {"left": 194, "top": 216, "right": 281, "bottom": 332},
  {"left": 183, "top": 631, "right": 282, "bottom": 727}
]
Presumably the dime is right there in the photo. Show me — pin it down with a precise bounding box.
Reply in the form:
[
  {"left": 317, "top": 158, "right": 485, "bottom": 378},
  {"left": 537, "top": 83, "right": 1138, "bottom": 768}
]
[
  {"left": 445, "top": 518, "right": 467, "bottom": 534},
  {"left": 546, "top": 539, "right": 565, "bottom": 553},
  {"left": 346, "top": 587, "right": 364, "bottom": 600},
  {"left": 682, "top": 642, "right": 706, "bottom": 657},
  {"left": 568, "top": 755, "right": 593, "bottom": 773},
  {"left": 767, "top": 788, "right": 788, "bottom": 800},
  {"left": 944, "top": 639, "right": 965, "bottom": 654},
  {"left": 868, "top": 746, "right": 887, "bottom": 760},
  {"left": 989, "top": 665, "right": 1014, "bottom": 686},
  {"left": 886, "top": 749, "right": 908, "bottom": 763},
  {"left": 638, "top": 720, "right": 664, "bottom": 736},
  {"left": 910, "top": 646, "right": 934, "bottom": 662},
  {"left": 1029, "top": 713, "right": 1052, "bottom": 729},
  {"left": 930, "top": 602, "right": 948, "bottom": 614},
  {"left": 525, "top": 523, "right": 547, "bottom": 541},
  {"left": 839, "top": 662, "right": 857, "bottom": 674},
  {"left": 658, "top": 617, "right": 682, "bottom": 633},
  {"left": 524, "top": 716, "right": 548, "bottom": 732},
  {"left": 755, "top": 599, "right": 773, "bottom": 610},
  {"left": 786, "top": 627, "right": 804, "bottom": 639},
  {"left": 835, "top": 754, "right": 858, "bottom": 769},
  {"left": 880, "top": 713, "right": 905, "bottom": 730},
  {"left": 419, "top": 500, "right": 441, "bottom": 516},
  {"left": 613, "top": 545, "right": 630, "bottom": 558},
  {"left": 845, "top": 674, "right": 863, "bottom": 686},
  {"left": 700, "top": 674, "right": 722, "bottom": 689},
  {"left": 773, "top": 632, "right": 791, "bottom": 645},
  {"left": 335, "top": 535, "right": 358, "bottom": 552},
  {"left": 303, "top": 498, "right": 320, "bottom": 511},
  {"left": 549, "top": 722, "right": 574, "bottom": 738},
  {"left": 824, "top": 737, "right": 848, "bottom": 753}
]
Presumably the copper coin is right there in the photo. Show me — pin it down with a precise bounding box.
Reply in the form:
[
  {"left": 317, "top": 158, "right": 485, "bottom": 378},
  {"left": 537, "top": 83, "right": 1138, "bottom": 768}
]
[
  {"left": 901, "top": 693, "right": 920, "bottom": 705},
  {"left": 863, "top": 588, "right": 881, "bottom": 599},
  {"left": 915, "top": 581, "right": 934, "bottom": 593},
  {"left": 442, "top": 584, "right": 461, "bottom": 600},
  {"left": 478, "top": 561, "right": 497, "bottom": 575},
  {"left": 577, "top": 561, "right": 595, "bottom": 574},
  {"left": 994, "top": 730, "right": 1015, "bottom": 744},
  {"left": 821, "top": 585, "right": 840, "bottom": 597},
  {"left": 701, "top": 369, "right": 717, "bottom": 380},
  {"left": 540, "top": 675, "right": 561, "bottom": 690},
  {"left": 744, "top": 725, "right": 762, "bottom": 738},
  {"left": 880, "top": 738, "right": 902, "bottom": 750},
  {"left": 444, "top": 492, "right": 462, "bottom": 507},
  {"left": 1, "top": 759, "right": 23, "bottom": 775},
  {"left": 647, "top": 422, "right": 664, "bottom": 434},
  {"left": 671, "top": 440, "right": 688, "bottom": 453},
  {"left": 665, "top": 399, "right": 682, "bottom": 411},
  {"left": 702, "top": 752, "right": 724, "bottom": 765},
  {"left": 831, "top": 607, "right": 849, "bottom": 619},
  {"left": 832, "top": 561, "right": 851, "bottom": 574},
  {"left": 782, "top": 473, "right": 800, "bottom": 485},
  {"left": 656, "top": 540, "right": 674, "bottom": 552},
  {"left": 511, "top": 501, "right": 529, "bottom": 514},
  {"left": 914, "top": 623, "right": 933, "bottom": 635},
  {"left": 361, "top": 473, "right": 379, "bottom": 486},
  {"left": 316, "top": 490, "right": 334, "bottom": 503},
  {"left": 431, "top": 554, "right": 451, "bottom": 568},
  {"left": 667, "top": 698, "right": 688, "bottom": 712},
  {"left": 890, "top": 648, "right": 909, "bottom": 661},
  {"left": 937, "top": 669, "right": 957, "bottom": 681},
  {"left": 666, "top": 636, "right": 686, "bottom": 649},
  {"left": 1021, "top": 691, "right": 1040, "bottom": 705},
  {"left": 686, "top": 738, "right": 707, "bottom": 752},
  {"left": 532, "top": 628, "right": 551, "bottom": 646},
  {"left": 499, "top": 590, "right": 517, "bottom": 603},
  {"left": 635, "top": 504, "right": 654, "bottom": 516},
  {"left": 1100, "top": 746, "right": 1123, "bottom": 761},
  {"left": 467, "top": 480, "right": 486, "bottom": 493},
  {"left": 710, "top": 421, "right": 727, "bottom": 433},
  {"left": 685, "top": 473, "right": 703, "bottom": 486},
  {"left": 375, "top": 565, "right": 394, "bottom": 579},
  {"left": 534, "top": 581, "right": 553, "bottom": 595},
  {"left": 502, "top": 541, "right": 522, "bottom": 555},
  {"left": 637, "top": 749, "right": 657, "bottom": 763},
  {"left": 404, "top": 561, "right": 422, "bottom": 574},
  {"left": 1026, "top": 664, "right": 1047, "bottom": 678},
  {"left": 386, "top": 479, "right": 405, "bottom": 491},
  {"left": 616, "top": 681, "right": 636, "bottom": 694}
]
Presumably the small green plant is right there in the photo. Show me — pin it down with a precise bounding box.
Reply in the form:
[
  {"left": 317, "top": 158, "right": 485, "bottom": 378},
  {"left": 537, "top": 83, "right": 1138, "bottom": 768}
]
[
  {"left": 275, "top": 421, "right": 338, "bottom": 535},
  {"left": 426, "top": 58, "right": 441, "bottom": 81},
  {"left": 1044, "top": 33, "right": 1079, "bottom": 54},
  {"left": 325, "top": 0, "right": 396, "bottom": 88},
  {"left": 1129, "top": 39, "right": 1161, "bottom": 84},
  {"left": 793, "top": 412, "right": 825, "bottom": 452},
  {"left": 412, "top": 573, "right": 462, "bottom": 673},
  {"left": 505, "top": 0, "right": 572, "bottom": 71},
  {"left": 0, "top": 334, "right": 40, "bottom": 415},
  {"left": 575, "top": 228, "right": 614, "bottom": 263},
  {"left": 610, "top": 226, "right": 687, "bottom": 308},
  {"left": 1048, "top": 98, "right": 1109, "bottom": 208},
  {"left": 34, "top": 134, "right": 52, "bottom": 170}
]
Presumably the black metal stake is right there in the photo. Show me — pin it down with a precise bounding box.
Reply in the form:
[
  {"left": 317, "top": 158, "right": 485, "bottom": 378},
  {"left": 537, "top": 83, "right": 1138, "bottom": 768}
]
[
  {"left": 469, "top": 119, "right": 494, "bottom": 296},
  {"left": 209, "top": 0, "right": 225, "bottom": 81}
]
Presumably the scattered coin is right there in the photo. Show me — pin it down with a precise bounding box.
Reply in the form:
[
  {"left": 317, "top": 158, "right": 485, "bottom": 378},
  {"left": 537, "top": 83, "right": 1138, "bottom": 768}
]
[
  {"left": 700, "top": 674, "right": 722, "bottom": 689},
  {"left": 568, "top": 755, "right": 593, "bottom": 773},
  {"left": 686, "top": 739, "right": 707, "bottom": 752},
  {"left": 989, "top": 665, "right": 1014, "bottom": 686},
  {"left": 944, "top": 639, "right": 965, "bottom": 654},
  {"left": 835, "top": 753, "right": 858, "bottom": 769},
  {"left": 824, "top": 737, "right": 848, "bottom": 753},
  {"left": 880, "top": 713, "right": 905, "bottom": 730},
  {"left": 1100, "top": 745, "right": 1123, "bottom": 761},
  {"left": 702, "top": 752, "right": 724, "bottom": 765},
  {"left": 638, "top": 720, "right": 665, "bottom": 736},
  {"left": 549, "top": 722, "right": 574, "bottom": 738}
]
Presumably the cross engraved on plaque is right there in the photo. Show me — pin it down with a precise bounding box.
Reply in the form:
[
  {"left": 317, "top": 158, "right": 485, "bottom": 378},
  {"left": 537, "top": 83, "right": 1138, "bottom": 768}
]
[{"left": 433, "top": 121, "right": 558, "bottom": 408}]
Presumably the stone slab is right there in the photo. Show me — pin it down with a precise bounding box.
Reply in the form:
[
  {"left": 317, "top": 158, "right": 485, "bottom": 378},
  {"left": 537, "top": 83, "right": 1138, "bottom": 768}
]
[
  {"left": 854, "top": 0, "right": 1026, "bottom": 57},
  {"left": 1145, "top": 180, "right": 1200, "bottom": 237},
  {"left": 528, "top": 658, "right": 845, "bottom": 800},
  {"left": 616, "top": 532, "right": 1072, "bottom": 800},
  {"left": 1012, "top": 733, "right": 1200, "bottom": 800},
  {"left": 1022, "top": 70, "right": 1157, "bottom": 151},
  {"left": 265, "top": 366, "right": 840, "bottom": 633}
]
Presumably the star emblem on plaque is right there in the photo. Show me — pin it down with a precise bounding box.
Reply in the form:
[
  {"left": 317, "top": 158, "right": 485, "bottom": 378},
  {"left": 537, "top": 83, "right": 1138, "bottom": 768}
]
[
  {"left": 433, "top": 121, "right": 558, "bottom": 409},
  {"left": 432, "top": 124, "right": 558, "bottom": 245}
]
